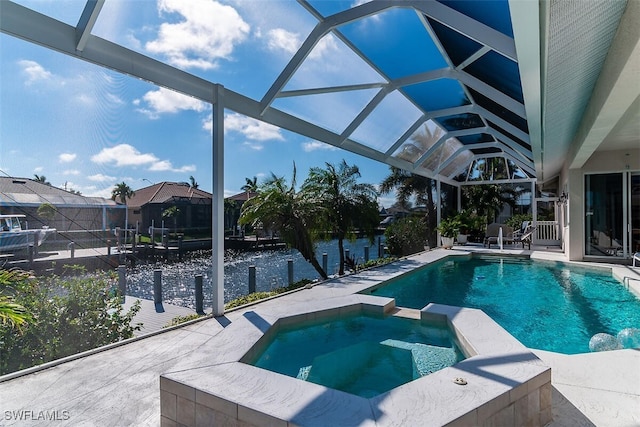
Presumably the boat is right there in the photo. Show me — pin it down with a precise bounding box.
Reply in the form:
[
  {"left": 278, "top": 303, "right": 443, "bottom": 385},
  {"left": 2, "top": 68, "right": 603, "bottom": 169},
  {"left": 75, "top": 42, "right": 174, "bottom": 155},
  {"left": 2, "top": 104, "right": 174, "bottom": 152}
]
[{"left": 0, "top": 214, "right": 56, "bottom": 253}]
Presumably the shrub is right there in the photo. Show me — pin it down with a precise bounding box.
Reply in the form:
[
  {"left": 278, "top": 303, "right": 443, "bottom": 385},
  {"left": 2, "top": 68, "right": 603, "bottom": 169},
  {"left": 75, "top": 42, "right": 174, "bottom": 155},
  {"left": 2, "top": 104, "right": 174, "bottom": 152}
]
[
  {"left": 384, "top": 216, "right": 428, "bottom": 257},
  {"left": 164, "top": 313, "right": 207, "bottom": 328},
  {"left": 358, "top": 257, "right": 398, "bottom": 270},
  {"left": 437, "top": 216, "right": 461, "bottom": 238},
  {"left": 225, "top": 279, "right": 313, "bottom": 310},
  {"left": 505, "top": 213, "right": 533, "bottom": 230},
  {"left": 0, "top": 267, "right": 142, "bottom": 375}
]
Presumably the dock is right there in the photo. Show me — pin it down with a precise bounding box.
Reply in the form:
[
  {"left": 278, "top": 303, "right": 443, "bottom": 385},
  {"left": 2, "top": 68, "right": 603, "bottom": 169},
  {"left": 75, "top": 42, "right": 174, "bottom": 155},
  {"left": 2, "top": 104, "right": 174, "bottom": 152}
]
[
  {"left": 122, "top": 296, "right": 200, "bottom": 336},
  {"left": 3, "top": 244, "right": 180, "bottom": 273},
  {"left": 225, "top": 235, "right": 286, "bottom": 251}
]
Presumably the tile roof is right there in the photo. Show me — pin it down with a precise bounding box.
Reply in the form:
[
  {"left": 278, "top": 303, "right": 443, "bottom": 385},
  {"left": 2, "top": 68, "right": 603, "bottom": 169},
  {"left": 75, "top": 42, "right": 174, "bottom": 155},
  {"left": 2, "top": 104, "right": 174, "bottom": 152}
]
[
  {"left": 127, "top": 182, "right": 212, "bottom": 208},
  {"left": 227, "top": 191, "right": 257, "bottom": 202}
]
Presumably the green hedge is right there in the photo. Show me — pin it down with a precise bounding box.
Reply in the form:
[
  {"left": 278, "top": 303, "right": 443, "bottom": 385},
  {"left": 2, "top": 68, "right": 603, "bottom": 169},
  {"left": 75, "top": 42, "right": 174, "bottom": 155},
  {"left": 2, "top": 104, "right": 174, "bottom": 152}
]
[{"left": 0, "top": 267, "right": 141, "bottom": 375}]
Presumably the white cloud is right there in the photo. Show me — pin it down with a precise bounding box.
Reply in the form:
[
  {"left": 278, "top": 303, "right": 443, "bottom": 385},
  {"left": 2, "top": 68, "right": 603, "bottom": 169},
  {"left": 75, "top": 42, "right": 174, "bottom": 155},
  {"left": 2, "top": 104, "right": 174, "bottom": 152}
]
[
  {"left": 91, "top": 144, "right": 195, "bottom": 173},
  {"left": 148, "top": 160, "right": 196, "bottom": 173},
  {"left": 17, "top": 60, "right": 127, "bottom": 112},
  {"left": 202, "top": 115, "right": 213, "bottom": 132},
  {"left": 74, "top": 94, "right": 94, "bottom": 106},
  {"left": 62, "top": 169, "right": 80, "bottom": 176},
  {"left": 91, "top": 144, "right": 159, "bottom": 167},
  {"left": 242, "top": 141, "right": 264, "bottom": 151},
  {"left": 308, "top": 34, "right": 338, "bottom": 60},
  {"left": 352, "top": 0, "right": 373, "bottom": 7},
  {"left": 225, "top": 113, "right": 283, "bottom": 141},
  {"left": 105, "top": 93, "right": 125, "bottom": 105},
  {"left": 135, "top": 87, "right": 207, "bottom": 119},
  {"left": 84, "top": 186, "right": 113, "bottom": 199},
  {"left": 265, "top": 29, "right": 337, "bottom": 60},
  {"left": 266, "top": 28, "right": 300, "bottom": 55},
  {"left": 377, "top": 194, "right": 397, "bottom": 209},
  {"left": 88, "top": 173, "right": 116, "bottom": 182},
  {"left": 59, "top": 153, "right": 77, "bottom": 163},
  {"left": 18, "top": 60, "right": 53, "bottom": 85},
  {"left": 302, "top": 141, "right": 338, "bottom": 152},
  {"left": 145, "top": 0, "right": 250, "bottom": 70}
]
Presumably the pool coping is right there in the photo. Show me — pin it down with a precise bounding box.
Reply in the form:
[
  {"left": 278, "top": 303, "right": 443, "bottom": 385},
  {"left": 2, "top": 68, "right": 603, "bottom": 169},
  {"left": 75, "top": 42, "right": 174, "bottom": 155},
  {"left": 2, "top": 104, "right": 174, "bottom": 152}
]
[{"left": 160, "top": 294, "right": 551, "bottom": 426}]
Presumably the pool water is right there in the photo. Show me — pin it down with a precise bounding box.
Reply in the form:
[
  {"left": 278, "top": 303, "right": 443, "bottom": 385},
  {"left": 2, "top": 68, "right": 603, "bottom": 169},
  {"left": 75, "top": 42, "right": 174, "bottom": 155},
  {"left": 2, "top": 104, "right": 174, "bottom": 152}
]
[
  {"left": 250, "top": 313, "right": 465, "bottom": 398},
  {"left": 363, "top": 257, "right": 640, "bottom": 354}
]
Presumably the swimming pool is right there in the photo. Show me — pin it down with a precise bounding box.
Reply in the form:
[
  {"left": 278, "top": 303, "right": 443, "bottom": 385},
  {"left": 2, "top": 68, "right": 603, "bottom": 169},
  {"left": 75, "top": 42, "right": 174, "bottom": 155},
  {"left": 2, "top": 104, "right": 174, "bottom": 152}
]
[
  {"left": 249, "top": 313, "right": 466, "bottom": 398},
  {"left": 362, "top": 256, "right": 640, "bottom": 354}
]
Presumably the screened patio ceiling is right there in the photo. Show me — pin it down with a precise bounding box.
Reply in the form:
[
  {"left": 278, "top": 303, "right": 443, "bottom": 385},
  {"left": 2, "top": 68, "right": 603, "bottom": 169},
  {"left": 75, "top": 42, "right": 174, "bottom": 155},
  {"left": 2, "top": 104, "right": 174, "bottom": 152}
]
[{"left": 0, "top": 0, "right": 632, "bottom": 187}]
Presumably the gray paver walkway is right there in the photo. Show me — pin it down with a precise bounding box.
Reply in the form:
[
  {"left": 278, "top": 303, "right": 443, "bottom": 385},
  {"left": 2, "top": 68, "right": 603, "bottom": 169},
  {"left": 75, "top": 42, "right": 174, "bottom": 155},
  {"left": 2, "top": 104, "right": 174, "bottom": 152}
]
[{"left": 0, "top": 248, "right": 638, "bottom": 426}]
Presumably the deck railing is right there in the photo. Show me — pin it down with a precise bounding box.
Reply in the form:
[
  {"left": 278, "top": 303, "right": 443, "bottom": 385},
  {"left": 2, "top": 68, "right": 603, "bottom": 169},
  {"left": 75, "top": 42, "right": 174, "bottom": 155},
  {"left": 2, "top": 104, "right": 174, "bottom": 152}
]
[{"left": 535, "top": 220, "right": 559, "bottom": 243}]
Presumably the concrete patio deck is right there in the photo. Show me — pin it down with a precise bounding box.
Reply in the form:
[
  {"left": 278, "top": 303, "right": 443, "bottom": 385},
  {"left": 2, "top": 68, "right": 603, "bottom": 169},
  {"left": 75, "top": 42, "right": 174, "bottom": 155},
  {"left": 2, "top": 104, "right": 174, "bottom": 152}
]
[{"left": 0, "top": 248, "right": 639, "bottom": 426}]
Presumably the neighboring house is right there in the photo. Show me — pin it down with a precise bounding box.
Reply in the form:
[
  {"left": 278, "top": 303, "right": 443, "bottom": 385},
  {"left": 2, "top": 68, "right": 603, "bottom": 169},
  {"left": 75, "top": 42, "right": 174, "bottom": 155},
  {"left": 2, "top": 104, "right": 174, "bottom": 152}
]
[
  {"left": 386, "top": 203, "right": 411, "bottom": 220},
  {"left": 379, "top": 204, "right": 414, "bottom": 228},
  {"left": 0, "top": 177, "right": 122, "bottom": 231},
  {"left": 225, "top": 191, "right": 257, "bottom": 232},
  {"left": 126, "top": 182, "right": 212, "bottom": 233}
]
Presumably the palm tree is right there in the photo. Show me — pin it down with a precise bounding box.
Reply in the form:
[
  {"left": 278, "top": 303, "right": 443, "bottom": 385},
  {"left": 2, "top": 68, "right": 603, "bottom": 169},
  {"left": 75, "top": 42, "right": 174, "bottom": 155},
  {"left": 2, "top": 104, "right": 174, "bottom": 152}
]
[
  {"left": 33, "top": 174, "right": 50, "bottom": 185},
  {"left": 111, "top": 182, "right": 135, "bottom": 230},
  {"left": 395, "top": 122, "right": 444, "bottom": 163},
  {"left": 224, "top": 198, "right": 238, "bottom": 231},
  {"left": 0, "top": 270, "right": 33, "bottom": 333},
  {"left": 239, "top": 165, "right": 328, "bottom": 279},
  {"left": 303, "top": 160, "right": 379, "bottom": 275},
  {"left": 111, "top": 182, "right": 135, "bottom": 204},
  {"left": 462, "top": 184, "right": 521, "bottom": 225},
  {"left": 241, "top": 176, "right": 258, "bottom": 195},
  {"left": 380, "top": 166, "right": 438, "bottom": 247},
  {"left": 240, "top": 176, "right": 259, "bottom": 235},
  {"left": 189, "top": 175, "right": 199, "bottom": 189},
  {"left": 162, "top": 206, "right": 180, "bottom": 236},
  {"left": 0, "top": 298, "right": 30, "bottom": 331},
  {"left": 37, "top": 202, "right": 57, "bottom": 225}
]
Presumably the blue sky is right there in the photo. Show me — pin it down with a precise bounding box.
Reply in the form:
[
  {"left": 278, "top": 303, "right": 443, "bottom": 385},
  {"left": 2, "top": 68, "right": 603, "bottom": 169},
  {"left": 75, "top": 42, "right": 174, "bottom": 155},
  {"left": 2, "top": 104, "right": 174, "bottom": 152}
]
[{"left": 0, "top": 0, "right": 399, "bottom": 206}]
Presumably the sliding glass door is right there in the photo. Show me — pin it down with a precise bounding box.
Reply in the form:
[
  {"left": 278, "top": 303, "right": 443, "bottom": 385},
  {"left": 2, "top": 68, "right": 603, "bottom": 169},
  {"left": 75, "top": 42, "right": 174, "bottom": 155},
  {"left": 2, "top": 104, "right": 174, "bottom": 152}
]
[
  {"left": 631, "top": 173, "right": 640, "bottom": 255},
  {"left": 585, "top": 172, "right": 638, "bottom": 258},
  {"left": 585, "top": 173, "right": 623, "bottom": 257}
]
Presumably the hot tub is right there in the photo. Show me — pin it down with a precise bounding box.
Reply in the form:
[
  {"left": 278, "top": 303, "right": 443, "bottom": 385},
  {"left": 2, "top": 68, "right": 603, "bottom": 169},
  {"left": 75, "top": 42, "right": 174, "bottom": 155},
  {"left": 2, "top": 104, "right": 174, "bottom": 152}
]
[{"left": 160, "top": 294, "right": 552, "bottom": 426}]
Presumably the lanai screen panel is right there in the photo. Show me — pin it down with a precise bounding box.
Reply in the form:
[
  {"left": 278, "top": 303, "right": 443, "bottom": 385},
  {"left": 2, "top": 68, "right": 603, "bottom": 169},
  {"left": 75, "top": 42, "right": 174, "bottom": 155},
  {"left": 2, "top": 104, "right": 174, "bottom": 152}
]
[{"left": 9, "top": 0, "right": 534, "bottom": 184}]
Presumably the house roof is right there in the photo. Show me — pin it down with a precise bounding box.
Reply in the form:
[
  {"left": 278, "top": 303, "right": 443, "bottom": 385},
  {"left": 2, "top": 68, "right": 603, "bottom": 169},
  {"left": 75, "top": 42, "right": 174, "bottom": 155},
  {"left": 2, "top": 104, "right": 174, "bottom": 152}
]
[
  {"left": 0, "top": 177, "right": 118, "bottom": 208},
  {"left": 226, "top": 191, "right": 258, "bottom": 202},
  {"left": 127, "top": 182, "right": 212, "bottom": 208}
]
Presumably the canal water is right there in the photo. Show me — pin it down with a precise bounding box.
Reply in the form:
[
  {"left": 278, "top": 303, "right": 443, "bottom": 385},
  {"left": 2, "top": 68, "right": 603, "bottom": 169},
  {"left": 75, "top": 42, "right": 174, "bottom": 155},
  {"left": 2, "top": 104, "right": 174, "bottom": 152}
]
[{"left": 125, "top": 237, "right": 385, "bottom": 309}]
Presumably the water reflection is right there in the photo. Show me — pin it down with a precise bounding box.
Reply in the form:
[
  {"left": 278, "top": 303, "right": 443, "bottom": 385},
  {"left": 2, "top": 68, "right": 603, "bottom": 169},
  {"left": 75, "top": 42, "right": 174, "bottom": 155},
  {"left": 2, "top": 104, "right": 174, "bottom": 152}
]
[{"left": 126, "top": 237, "right": 384, "bottom": 309}]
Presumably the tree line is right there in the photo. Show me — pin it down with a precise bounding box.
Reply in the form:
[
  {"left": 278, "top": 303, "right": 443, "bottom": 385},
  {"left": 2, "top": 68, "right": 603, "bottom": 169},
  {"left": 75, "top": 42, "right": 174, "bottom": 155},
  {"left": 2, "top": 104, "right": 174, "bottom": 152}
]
[
  {"left": 239, "top": 160, "right": 380, "bottom": 279},
  {"left": 239, "top": 160, "right": 526, "bottom": 277}
]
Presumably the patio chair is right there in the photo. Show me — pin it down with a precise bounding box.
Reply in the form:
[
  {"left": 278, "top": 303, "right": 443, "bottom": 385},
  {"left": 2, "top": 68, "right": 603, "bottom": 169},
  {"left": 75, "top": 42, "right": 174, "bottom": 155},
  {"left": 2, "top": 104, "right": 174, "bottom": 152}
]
[
  {"left": 634, "top": 252, "right": 640, "bottom": 267},
  {"left": 513, "top": 224, "right": 536, "bottom": 249},
  {"left": 484, "top": 223, "right": 514, "bottom": 248}
]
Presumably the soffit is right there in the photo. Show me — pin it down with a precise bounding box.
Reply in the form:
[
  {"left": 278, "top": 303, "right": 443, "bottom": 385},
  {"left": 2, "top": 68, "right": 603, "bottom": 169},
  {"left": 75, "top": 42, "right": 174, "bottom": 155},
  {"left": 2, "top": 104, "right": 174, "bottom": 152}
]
[{"left": 541, "top": 0, "right": 628, "bottom": 179}]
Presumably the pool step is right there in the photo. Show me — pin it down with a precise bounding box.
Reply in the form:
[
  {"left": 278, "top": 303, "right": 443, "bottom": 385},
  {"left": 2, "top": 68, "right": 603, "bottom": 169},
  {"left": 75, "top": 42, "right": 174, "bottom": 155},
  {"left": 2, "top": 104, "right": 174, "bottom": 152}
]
[
  {"left": 296, "top": 339, "right": 462, "bottom": 393},
  {"left": 380, "top": 339, "right": 460, "bottom": 376}
]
